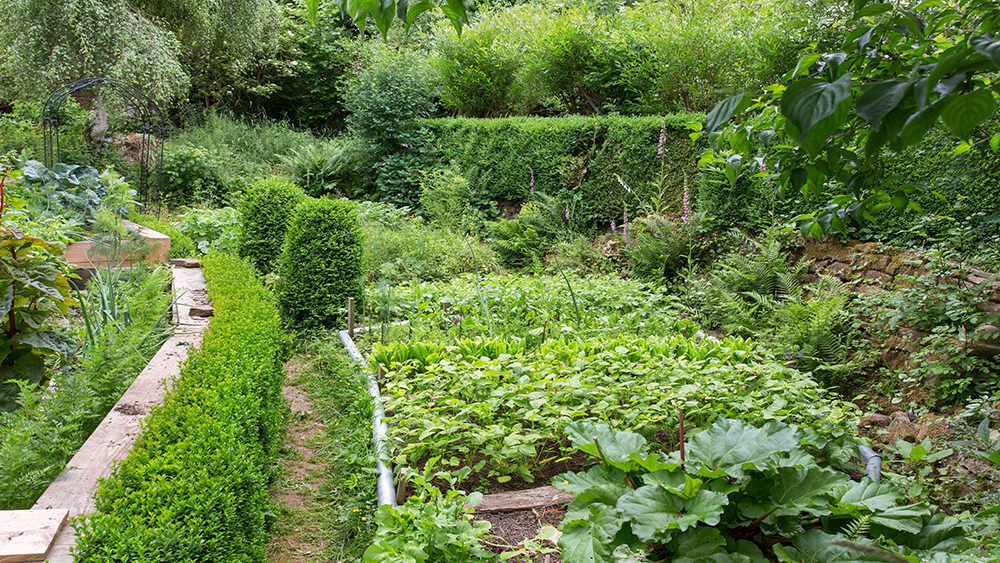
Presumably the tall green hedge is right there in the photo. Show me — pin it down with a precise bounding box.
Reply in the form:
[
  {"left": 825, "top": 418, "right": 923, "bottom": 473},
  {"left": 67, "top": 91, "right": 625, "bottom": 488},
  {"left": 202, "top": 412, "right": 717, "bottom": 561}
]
[
  {"left": 237, "top": 177, "right": 306, "bottom": 274},
  {"left": 423, "top": 114, "right": 702, "bottom": 227},
  {"left": 867, "top": 118, "right": 1000, "bottom": 241},
  {"left": 73, "top": 254, "right": 286, "bottom": 562},
  {"left": 277, "top": 198, "right": 364, "bottom": 330}
]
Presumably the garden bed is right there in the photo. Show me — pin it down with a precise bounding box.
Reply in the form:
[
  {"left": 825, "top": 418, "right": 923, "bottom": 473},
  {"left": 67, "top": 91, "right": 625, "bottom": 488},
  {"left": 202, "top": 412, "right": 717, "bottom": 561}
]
[{"left": 353, "top": 272, "right": 997, "bottom": 562}]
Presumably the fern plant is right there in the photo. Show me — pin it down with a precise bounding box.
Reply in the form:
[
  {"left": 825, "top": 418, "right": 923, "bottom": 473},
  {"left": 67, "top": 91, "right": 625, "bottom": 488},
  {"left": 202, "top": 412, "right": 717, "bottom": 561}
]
[{"left": 687, "top": 231, "right": 861, "bottom": 386}]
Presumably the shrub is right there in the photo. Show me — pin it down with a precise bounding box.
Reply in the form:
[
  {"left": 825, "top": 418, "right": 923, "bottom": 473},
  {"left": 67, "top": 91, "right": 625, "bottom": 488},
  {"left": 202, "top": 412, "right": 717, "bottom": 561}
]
[
  {"left": 277, "top": 197, "right": 364, "bottom": 329},
  {"left": 531, "top": 18, "right": 631, "bottom": 114},
  {"left": 428, "top": 0, "right": 823, "bottom": 115},
  {"left": 158, "top": 145, "right": 230, "bottom": 208},
  {"left": 72, "top": 254, "right": 286, "bottom": 561},
  {"left": 424, "top": 114, "right": 701, "bottom": 227},
  {"left": 176, "top": 207, "right": 240, "bottom": 255},
  {"left": 237, "top": 177, "right": 306, "bottom": 274},
  {"left": 418, "top": 167, "right": 482, "bottom": 231},
  {"left": 346, "top": 45, "right": 440, "bottom": 205},
  {"left": 435, "top": 29, "right": 525, "bottom": 117},
  {"left": 346, "top": 45, "right": 436, "bottom": 152}
]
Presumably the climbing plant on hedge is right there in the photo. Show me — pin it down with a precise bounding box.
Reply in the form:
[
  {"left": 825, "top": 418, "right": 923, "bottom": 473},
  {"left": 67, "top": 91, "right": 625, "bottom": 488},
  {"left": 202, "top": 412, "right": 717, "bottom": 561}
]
[
  {"left": 277, "top": 197, "right": 363, "bottom": 330},
  {"left": 237, "top": 177, "right": 306, "bottom": 275}
]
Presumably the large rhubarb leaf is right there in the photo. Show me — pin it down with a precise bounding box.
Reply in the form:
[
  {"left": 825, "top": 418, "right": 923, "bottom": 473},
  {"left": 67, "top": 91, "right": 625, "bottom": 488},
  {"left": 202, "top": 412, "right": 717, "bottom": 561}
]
[
  {"left": 685, "top": 418, "right": 802, "bottom": 479},
  {"left": 641, "top": 470, "right": 703, "bottom": 499},
  {"left": 871, "top": 509, "right": 975, "bottom": 552},
  {"left": 832, "top": 479, "right": 901, "bottom": 513},
  {"left": 566, "top": 422, "right": 647, "bottom": 470},
  {"left": 772, "top": 530, "right": 898, "bottom": 562},
  {"left": 617, "top": 485, "right": 728, "bottom": 541},
  {"left": 559, "top": 504, "right": 623, "bottom": 563}
]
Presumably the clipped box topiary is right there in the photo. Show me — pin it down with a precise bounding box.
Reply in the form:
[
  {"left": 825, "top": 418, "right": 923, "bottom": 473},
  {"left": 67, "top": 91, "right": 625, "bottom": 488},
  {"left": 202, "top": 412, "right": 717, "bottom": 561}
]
[
  {"left": 277, "top": 197, "right": 363, "bottom": 330},
  {"left": 237, "top": 177, "right": 306, "bottom": 275}
]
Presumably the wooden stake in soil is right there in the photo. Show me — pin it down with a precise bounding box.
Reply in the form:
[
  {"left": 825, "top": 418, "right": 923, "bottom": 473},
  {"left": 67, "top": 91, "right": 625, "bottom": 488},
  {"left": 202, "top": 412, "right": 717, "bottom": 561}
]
[{"left": 348, "top": 297, "right": 355, "bottom": 338}]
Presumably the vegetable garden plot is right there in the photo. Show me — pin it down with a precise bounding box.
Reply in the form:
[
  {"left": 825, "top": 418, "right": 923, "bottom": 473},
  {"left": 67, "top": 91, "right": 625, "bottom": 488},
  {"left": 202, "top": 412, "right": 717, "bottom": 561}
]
[
  {"left": 371, "top": 335, "right": 859, "bottom": 490},
  {"left": 363, "top": 273, "right": 687, "bottom": 343},
  {"left": 356, "top": 273, "right": 999, "bottom": 561}
]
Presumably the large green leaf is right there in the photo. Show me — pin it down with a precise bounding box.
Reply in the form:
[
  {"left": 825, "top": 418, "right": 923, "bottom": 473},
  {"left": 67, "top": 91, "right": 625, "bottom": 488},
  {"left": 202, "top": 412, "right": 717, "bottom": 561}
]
[
  {"left": 705, "top": 94, "right": 748, "bottom": 134},
  {"left": 833, "top": 479, "right": 901, "bottom": 513},
  {"left": 773, "top": 529, "right": 902, "bottom": 562},
  {"left": 739, "top": 467, "right": 846, "bottom": 526},
  {"left": 780, "top": 74, "right": 853, "bottom": 143},
  {"left": 556, "top": 466, "right": 631, "bottom": 509},
  {"left": 941, "top": 89, "right": 997, "bottom": 140},
  {"left": 565, "top": 422, "right": 647, "bottom": 470},
  {"left": 0, "top": 349, "right": 45, "bottom": 387},
  {"left": 869, "top": 503, "right": 931, "bottom": 534},
  {"left": 15, "top": 330, "right": 79, "bottom": 357},
  {"left": 871, "top": 509, "right": 973, "bottom": 551},
  {"left": 671, "top": 527, "right": 730, "bottom": 561},
  {"left": 617, "top": 485, "right": 727, "bottom": 541},
  {"left": 685, "top": 418, "right": 802, "bottom": 479},
  {"left": 559, "top": 504, "right": 622, "bottom": 563},
  {"left": 971, "top": 35, "right": 1000, "bottom": 68},
  {"left": 642, "top": 470, "right": 703, "bottom": 499},
  {"left": 856, "top": 80, "right": 910, "bottom": 129},
  {"left": 0, "top": 279, "right": 12, "bottom": 320}
]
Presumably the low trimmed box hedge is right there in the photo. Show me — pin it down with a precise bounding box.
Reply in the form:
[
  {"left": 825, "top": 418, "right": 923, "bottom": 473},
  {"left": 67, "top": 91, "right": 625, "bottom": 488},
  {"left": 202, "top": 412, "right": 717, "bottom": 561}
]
[{"left": 73, "top": 253, "right": 287, "bottom": 562}]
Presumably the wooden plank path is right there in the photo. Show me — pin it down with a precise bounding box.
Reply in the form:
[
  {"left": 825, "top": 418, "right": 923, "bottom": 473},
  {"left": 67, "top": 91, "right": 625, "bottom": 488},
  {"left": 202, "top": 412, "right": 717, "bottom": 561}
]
[{"left": 0, "top": 264, "right": 209, "bottom": 562}]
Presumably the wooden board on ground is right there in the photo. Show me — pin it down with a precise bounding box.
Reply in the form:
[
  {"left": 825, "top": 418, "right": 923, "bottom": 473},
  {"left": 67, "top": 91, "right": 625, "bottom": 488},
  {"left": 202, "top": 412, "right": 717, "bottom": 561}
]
[
  {"left": 474, "top": 486, "right": 574, "bottom": 513},
  {"left": 27, "top": 266, "right": 209, "bottom": 562},
  {"left": 0, "top": 510, "right": 67, "bottom": 563}
]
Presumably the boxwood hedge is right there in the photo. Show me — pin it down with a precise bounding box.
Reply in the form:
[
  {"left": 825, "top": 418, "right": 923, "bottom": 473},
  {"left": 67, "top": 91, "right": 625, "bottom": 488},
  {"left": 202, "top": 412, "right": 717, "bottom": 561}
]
[
  {"left": 237, "top": 176, "right": 306, "bottom": 274},
  {"left": 72, "top": 254, "right": 287, "bottom": 562},
  {"left": 277, "top": 197, "right": 364, "bottom": 330},
  {"left": 423, "top": 114, "right": 702, "bottom": 228}
]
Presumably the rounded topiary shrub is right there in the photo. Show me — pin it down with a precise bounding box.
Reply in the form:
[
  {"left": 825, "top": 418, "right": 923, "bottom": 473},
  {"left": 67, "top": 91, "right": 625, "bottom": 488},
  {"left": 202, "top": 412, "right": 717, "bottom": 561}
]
[
  {"left": 277, "top": 198, "right": 363, "bottom": 330},
  {"left": 237, "top": 177, "right": 306, "bottom": 275}
]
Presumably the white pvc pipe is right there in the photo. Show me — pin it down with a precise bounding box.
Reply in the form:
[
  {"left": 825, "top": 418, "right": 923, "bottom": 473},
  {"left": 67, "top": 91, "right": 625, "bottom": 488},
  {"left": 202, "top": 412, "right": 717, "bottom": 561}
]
[{"left": 339, "top": 328, "right": 396, "bottom": 506}]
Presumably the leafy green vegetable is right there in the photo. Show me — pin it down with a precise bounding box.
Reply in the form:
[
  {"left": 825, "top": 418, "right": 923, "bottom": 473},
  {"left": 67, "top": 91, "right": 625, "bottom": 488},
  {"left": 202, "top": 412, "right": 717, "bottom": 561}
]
[{"left": 553, "top": 418, "right": 989, "bottom": 562}]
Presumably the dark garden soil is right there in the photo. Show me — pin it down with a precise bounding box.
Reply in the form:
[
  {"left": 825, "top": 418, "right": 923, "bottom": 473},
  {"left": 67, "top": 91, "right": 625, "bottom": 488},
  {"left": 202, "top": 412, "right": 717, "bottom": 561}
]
[{"left": 476, "top": 505, "right": 566, "bottom": 563}]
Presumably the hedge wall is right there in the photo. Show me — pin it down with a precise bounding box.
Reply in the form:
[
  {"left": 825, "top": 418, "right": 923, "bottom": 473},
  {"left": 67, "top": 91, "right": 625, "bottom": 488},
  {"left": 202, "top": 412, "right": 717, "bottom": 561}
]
[
  {"left": 423, "top": 114, "right": 703, "bottom": 227},
  {"left": 73, "top": 254, "right": 287, "bottom": 562},
  {"left": 867, "top": 118, "right": 1000, "bottom": 241}
]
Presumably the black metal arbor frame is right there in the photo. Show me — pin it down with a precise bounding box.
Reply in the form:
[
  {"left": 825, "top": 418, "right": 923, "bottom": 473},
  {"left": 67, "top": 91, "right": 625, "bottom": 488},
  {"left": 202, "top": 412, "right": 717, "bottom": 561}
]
[{"left": 42, "top": 77, "right": 168, "bottom": 205}]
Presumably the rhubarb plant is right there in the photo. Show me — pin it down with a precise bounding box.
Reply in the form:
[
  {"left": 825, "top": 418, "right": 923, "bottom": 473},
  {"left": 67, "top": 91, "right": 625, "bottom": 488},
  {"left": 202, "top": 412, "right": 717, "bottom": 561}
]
[
  {"left": 555, "top": 418, "right": 989, "bottom": 562},
  {"left": 0, "top": 168, "right": 77, "bottom": 411}
]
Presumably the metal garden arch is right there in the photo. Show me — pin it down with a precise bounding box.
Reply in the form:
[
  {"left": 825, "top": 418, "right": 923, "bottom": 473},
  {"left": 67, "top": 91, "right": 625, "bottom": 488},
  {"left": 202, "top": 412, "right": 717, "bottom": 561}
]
[{"left": 42, "top": 77, "right": 168, "bottom": 206}]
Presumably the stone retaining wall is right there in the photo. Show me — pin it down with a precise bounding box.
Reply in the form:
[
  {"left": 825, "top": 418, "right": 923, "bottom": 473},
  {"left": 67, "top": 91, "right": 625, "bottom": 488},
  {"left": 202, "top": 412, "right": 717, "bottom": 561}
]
[{"left": 799, "top": 239, "right": 1000, "bottom": 313}]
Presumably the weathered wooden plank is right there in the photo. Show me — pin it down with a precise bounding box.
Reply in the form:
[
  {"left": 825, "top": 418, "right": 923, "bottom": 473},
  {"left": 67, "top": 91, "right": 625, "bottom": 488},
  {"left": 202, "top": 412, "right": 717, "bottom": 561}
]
[
  {"left": 26, "top": 266, "right": 209, "bottom": 562},
  {"left": 64, "top": 220, "right": 170, "bottom": 270},
  {"left": 474, "top": 486, "right": 575, "bottom": 513},
  {"left": 0, "top": 510, "right": 67, "bottom": 563}
]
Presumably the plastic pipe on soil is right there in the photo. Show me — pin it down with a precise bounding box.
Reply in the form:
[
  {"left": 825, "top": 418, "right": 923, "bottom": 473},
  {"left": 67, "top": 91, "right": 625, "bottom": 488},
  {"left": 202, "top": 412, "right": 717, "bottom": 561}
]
[
  {"left": 858, "top": 445, "right": 882, "bottom": 482},
  {"left": 339, "top": 328, "right": 396, "bottom": 506}
]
